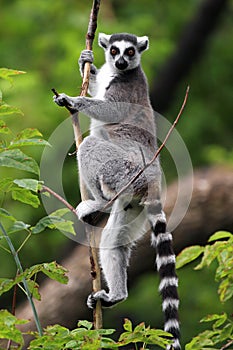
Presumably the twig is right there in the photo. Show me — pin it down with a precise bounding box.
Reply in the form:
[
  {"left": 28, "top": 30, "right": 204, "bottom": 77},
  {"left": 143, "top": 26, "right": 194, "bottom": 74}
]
[
  {"left": 221, "top": 340, "right": 233, "bottom": 350},
  {"left": 40, "top": 185, "right": 77, "bottom": 215}
]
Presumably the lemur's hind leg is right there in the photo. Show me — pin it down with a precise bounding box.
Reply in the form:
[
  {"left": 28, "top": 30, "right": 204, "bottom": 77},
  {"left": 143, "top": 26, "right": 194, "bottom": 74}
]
[
  {"left": 87, "top": 197, "right": 148, "bottom": 308},
  {"left": 146, "top": 204, "right": 181, "bottom": 350}
]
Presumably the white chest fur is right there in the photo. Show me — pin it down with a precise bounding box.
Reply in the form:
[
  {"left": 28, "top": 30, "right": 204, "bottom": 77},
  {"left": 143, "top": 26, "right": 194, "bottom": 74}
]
[
  {"left": 89, "top": 63, "right": 115, "bottom": 137},
  {"left": 94, "top": 63, "right": 115, "bottom": 99}
]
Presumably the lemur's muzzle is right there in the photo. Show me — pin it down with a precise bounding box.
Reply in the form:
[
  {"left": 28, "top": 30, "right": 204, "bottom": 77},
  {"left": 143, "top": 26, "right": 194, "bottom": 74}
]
[{"left": 115, "top": 57, "right": 128, "bottom": 70}]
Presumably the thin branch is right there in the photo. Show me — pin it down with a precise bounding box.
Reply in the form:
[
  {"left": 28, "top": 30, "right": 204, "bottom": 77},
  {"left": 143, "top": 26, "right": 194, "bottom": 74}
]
[
  {"left": 40, "top": 185, "right": 77, "bottom": 215},
  {"left": 52, "top": 0, "right": 102, "bottom": 330},
  {"left": 221, "top": 340, "right": 233, "bottom": 350},
  {"left": 81, "top": 0, "right": 102, "bottom": 331}
]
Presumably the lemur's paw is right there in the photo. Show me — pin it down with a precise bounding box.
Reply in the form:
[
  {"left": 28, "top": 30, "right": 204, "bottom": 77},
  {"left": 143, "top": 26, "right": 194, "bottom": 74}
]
[
  {"left": 53, "top": 93, "right": 73, "bottom": 108},
  {"left": 87, "top": 290, "right": 125, "bottom": 309},
  {"left": 79, "top": 50, "right": 94, "bottom": 65}
]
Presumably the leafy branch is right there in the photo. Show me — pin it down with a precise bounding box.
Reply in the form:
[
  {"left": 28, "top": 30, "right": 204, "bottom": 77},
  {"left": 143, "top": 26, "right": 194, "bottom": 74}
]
[
  {"left": 0, "top": 222, "right": 43, "bottom": 336},
  {"left": 177, "top": 231, "right": 233, "bottom": 349}
]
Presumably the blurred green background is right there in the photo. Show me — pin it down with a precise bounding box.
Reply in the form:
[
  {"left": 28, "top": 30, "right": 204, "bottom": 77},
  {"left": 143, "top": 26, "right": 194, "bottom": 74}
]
[{"left": 0, "top": 0, "right": 232, "bottom": 348}]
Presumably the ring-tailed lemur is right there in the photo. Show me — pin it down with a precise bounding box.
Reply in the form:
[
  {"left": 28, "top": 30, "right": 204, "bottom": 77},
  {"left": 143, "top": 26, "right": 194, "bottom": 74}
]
[{"left": 54, "top": 32, "right": 180, "bottom": 350}]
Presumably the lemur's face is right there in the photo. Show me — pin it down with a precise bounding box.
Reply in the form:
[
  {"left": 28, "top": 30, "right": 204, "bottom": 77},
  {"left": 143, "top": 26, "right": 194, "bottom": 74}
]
[
  {"left": 108, "top": 41, "right": 140, "bottom": 71},
  {"left": 98, "top": 33, "right": 149, "bottom": 72}
]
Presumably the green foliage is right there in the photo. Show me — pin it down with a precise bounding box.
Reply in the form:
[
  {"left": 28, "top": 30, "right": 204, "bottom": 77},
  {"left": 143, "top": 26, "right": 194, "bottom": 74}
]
[
  {"left": 0, "top": 68, "right": 26, "bottom": 84},
  {"left": 0, "top": 261, "right": 68, "bottom": 299},
  {"left": 0, "top": 1, "right": 233, "bottom": 348},
  {"left": 0, "top": 70, "right": 74, "bottom": 338},
  {"left": 177, "top": 231, "right": 233, "bottom": 303},
  {"left": 0, "top": 316, "right": 172, "bottom": 350},
  {"left": 31, "top": 208, "right": 76, "bottom": 236},
  {"left": 185, "top": 313, "right": 233, "bottom": 350},
  {"left": 0, "top": 309, "right": 28, "bottom": 347},
  {"left": 118, "top": 319, "right": 172, "bottom": 349},
  {"left": 177, "top": 231, "right": 233, "bottom": 349},
  {"left": 0, "top": 149, "right": 39, "bottom": 175}
]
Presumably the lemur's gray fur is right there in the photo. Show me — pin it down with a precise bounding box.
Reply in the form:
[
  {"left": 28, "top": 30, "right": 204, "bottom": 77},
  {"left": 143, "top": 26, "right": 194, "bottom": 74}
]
[{"left": 54, "top": 33, "right": 180, "bottom": 350}]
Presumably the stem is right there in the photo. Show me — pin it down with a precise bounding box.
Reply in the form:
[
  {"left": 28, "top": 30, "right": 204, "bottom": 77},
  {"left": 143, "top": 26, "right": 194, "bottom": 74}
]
[
  {"left": 17, "top": 231, "right": 31, "bottom": 253},
  {"left": 221, "top": 340, "right": 233, "bottom": 350},
  {"left": 40, "top": 185, "right": 77, "bottom": 215},
  {"left": 0, "top": 221, "right": 43, "bottom": 336},
  {"left": 7, "top": 272, "right": 18, "bottom": 350}
]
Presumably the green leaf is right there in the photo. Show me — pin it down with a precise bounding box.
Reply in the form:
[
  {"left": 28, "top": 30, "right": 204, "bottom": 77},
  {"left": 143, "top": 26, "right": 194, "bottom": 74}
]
[
  {"left": 53, "top": 220, "right": 76, "bottom": 235},
  {"left": 185, "top": 330, "right": 217, "bottom": 350},
  {"left": 0, "top": 262, "right": 68, "bottom": 297},
  {"left": 0, "top": 278, "right": 18, "bottom": 296},
  {"left": 77, "top": 320, "right": 93, "bottom": 330},
  {"left": 0, "top": 208, "right": 16, "bottom": 221},
  {"left": 26, "top": 279, "right": 41, "bottom": 301},
  {"left": 12, "top": 188, "right": 40, "bottom": 208},
  {"left": 0, "top": 177, "right": 13, "bottom": 192},
  {"left": 195, "top": 244, "right": 221, "bottom": 270},
  {"left": 0, "top": 68, "right": 26, "bottom": 83},
  {"left": 25, "top": 262, "right": 68, "bottom": 284},
  {"left": 0, "top": 103, "right": 23, "bottom": 116},
  {"left": 64, "top": 340, "right": 78, "bottom": 348},
  {"left": 0, "top": 149, "right": 39, "bottom": 175},
  {"left": 31, "top": 209, "right": 75, "bottom": 235},
  {"left": 218, "top": 279, "right": 233, "bottom": 303},
  {"left": 9, "top": 138, "right": 50, "bottom": 149},
  {"left": 123, "top": 319, "right": 132, "bottom": 332},
  {"left": 15, "top": 128, "right": 43, "bottom": 139},
  {"left": 0, "top": 120, "right": 11, "bottom": 134},
  {"left": 134, "top": 322, "right": 146, "bottom": 333},
  {"left": 40, "top": 262, "right": 68, "bottom": 284},
  {"left": 176, "top": 245, "right": 205, "bottom": 269},
  {"left": 8, "top": 221, "right": 30, "bottom": 234},
  {"left": 201, "top": 313, "right": 227, "bottom": 325},
  {"left": 98, "top": 329, "right": 116, "bottom": 336},
  {"left": 0, "top": 309, "right": 28, "bottom": 346},
  {"left": 208, "top": 231, "right": 232, "bottom": 242},
  {"left": 14, "top": 178, "right": 43, "bottom": 192}
]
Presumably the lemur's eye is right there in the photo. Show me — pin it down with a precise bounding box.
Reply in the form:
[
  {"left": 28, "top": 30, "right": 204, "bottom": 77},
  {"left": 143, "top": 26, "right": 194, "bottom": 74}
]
[
  {"left": 110, "top": 47, "right": 118, "bottom": 56},
  {"left": 126, "top": 48, "right": 135, "bottom": 57}
]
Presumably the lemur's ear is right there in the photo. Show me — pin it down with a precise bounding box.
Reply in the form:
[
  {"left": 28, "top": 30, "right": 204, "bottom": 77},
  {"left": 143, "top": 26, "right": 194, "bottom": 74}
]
[
  {"left": 98, "top": 33, "right": 111, "bottom": 50},
  {"left": 137, "top": 36, "right": 149, "bottom": 52}
]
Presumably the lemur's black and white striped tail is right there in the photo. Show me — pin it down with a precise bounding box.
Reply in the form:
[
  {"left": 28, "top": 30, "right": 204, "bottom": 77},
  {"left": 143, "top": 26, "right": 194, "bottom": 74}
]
[{"left": 152, "top": 220, "right": 181, "bottom": 350}]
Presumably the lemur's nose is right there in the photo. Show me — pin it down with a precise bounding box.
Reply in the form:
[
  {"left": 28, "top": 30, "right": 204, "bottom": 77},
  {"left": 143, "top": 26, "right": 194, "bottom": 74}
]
[{"left": 115, "top": 57, "right": 128, "bottom": 70}]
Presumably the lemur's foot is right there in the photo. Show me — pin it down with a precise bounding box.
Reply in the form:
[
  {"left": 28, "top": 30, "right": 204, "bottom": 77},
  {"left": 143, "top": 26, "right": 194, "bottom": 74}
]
[
  {"left": 87, "top": 290, "right": 126, "bottom": 308},
  {"left": 76, "top": 200, "right": 107, "bottom": 225}
]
